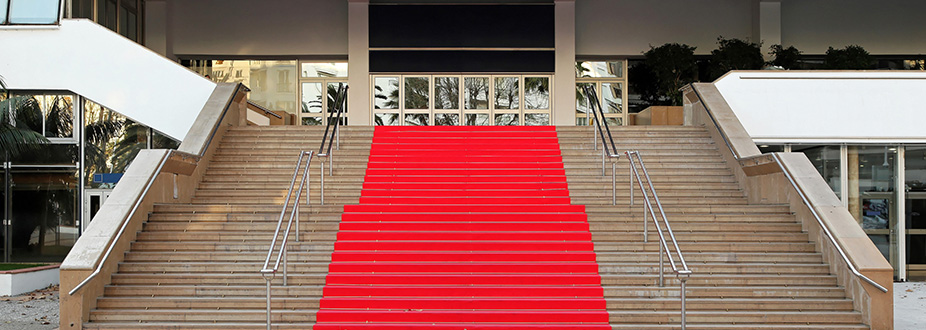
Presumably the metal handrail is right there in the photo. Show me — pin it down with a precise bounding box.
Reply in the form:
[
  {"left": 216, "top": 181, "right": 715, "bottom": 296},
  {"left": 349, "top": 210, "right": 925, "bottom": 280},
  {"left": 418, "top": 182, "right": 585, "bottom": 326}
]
[
  {"left": 689, "top": 83, "right": 888, "bottom": 293},
  {"left": 771, "top": 153, "right": 888, "bottom": 293},
  {"left": 583, "top": 85, "right": 622, "bottom": 206},
  {"left": 260, "top": 150, "right": 314, "bottom": 330},
  {"left": 625, "top": 150, "right": 692, "bottom": 329},
  {"left": 317, "top": 84, "right": 348, "bottom": 205}
]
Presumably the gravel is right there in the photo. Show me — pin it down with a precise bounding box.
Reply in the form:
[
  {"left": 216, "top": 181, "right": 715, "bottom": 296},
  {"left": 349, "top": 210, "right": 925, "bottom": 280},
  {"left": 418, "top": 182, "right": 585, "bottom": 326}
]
[
  {"left": 896, "top": 282, "right": 926, "bottom": 330},
  {"left": 0, "top": 282, "right": 923, "bottom": 329},
  {"left": 0, "top": 285, "right": 58, "bottom": 330}
]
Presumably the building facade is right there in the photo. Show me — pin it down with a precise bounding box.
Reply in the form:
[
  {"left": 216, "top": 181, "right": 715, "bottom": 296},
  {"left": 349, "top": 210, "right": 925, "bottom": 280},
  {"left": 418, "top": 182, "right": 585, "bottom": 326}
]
[{"left": 2, "top": 0, "right": 926, "bottom": 281}]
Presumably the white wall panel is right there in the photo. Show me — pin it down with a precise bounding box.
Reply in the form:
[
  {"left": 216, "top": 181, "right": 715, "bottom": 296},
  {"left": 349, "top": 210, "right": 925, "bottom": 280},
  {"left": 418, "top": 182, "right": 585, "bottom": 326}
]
[
  {"left": 0, "top": 20, "right": 216, "bottom": 139},
  {"left": 715, "top": 71, "right": 926, "bottom": 143},
  {"left": 170, "top": 0, "right": 348, "bottom": 57}
]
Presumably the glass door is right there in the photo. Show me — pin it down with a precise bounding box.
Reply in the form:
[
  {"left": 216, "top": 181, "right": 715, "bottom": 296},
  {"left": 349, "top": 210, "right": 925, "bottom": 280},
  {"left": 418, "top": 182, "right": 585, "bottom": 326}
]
[
  {"left": 300, "top": 80, "right": 348, "bottom": 126},
  {"left": 83, "top": 189, "right": 113, "bottom": 233},
  {"left": 7, "top": 166, "right": 79, "bottom": 262},
  {"left": 851, "top": 146, "right": 900, "bottom": 278}
]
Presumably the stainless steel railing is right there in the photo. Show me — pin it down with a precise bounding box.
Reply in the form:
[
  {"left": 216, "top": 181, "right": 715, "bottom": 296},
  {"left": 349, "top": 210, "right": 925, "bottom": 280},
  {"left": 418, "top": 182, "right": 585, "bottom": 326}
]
[
  {"left": 583, "top": 84, "right": 621, "bottom": 179},
  {"left": 626, "top": 150, "right": 692, "bottom": 330},
  {"left": 689, "top": 84, "right": 888, "bottom": 293},
  {"left": 260, "top": 150, "right": 314, "bottom": 330},
  {"left": 317, "top": 84, "right": 348, "bottom": 205}
]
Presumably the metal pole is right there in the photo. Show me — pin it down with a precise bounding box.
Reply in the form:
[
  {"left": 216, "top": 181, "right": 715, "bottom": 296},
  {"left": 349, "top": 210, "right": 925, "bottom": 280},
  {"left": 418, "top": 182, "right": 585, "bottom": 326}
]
[
  {"left": 294, "top": 203, "right": 300, "bottom": 242},
  {"left": 680, "top": 277, "right": 688, "bottom": 330},
  {"left": 336, "top": 124, "right": 340, "bottom": 151},
  {"left": 265, "top": 278, "right": 272, "bottom": 330},
  {"left": 643, "top": 197, "right": 648, "bottom": 244},
  {"left": 593, "top": 119, "right": 598, "bottom": 151},
  {"left": 659, "top": 240, "right": 665, "bottom": 287},
  {"left": 611, "top": 161, "right": 616, "bottom": 205},
  {"left": 601, "top": 148, "right": 606, "bottom": 176},
  {"left": 320, "top": 160, "right": 325, "bottom": 205},
  {"left": 329, "top": 153, "right": 333, "bottom": 176},
  {"left": 629, "top": 159, "right": 633, "bottom": 206},
  {"left": 282, "top": 247, "right": 288, "bottom": 286}
]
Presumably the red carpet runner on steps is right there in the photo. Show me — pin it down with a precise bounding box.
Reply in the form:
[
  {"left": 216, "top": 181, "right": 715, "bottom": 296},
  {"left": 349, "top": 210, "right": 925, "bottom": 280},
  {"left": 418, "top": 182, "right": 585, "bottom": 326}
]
[{"left": 314, "top": 126, "right": 609, "bottom": 329}]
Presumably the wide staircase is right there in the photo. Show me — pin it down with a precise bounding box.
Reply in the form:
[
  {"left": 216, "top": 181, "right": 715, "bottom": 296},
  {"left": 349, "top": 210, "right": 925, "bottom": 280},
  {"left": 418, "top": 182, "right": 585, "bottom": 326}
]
[
  {"left": 557, "top": 125, "right": 868, "bottom": 329},
  {"left": 80, "top": 124, "right": 871, "bottom": 329},
  {"left": 84, "top": 126, "right": 373, "bottom": 329}
]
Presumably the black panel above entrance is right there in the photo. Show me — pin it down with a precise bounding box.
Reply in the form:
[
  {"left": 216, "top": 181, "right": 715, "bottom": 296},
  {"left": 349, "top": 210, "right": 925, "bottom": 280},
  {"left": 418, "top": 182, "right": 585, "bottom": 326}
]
[{"left": 370, "top": 50, "right": 554, "bottom": 73}]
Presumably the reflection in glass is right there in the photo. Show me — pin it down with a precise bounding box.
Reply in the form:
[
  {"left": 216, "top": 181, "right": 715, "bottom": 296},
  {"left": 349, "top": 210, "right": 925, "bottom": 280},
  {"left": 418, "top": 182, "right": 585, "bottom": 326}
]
[
  {"left": 8, "top": 94, "right": 43, "bottom": 135},
  {"left": 465, "top": 114, "right": 489, "bottom": 126},
  {"left": 10, "top": 144, "right": 78, "bottom": 165},
  {"left": 525, "top": 114, "right": 550, "bottom": 126},
  {"left": 795, "top": 145, "right": 841, "bottom": 198},
  {"left": 435, "top": 113, "right": 460, "bottom": 126},
  {"left": 44, "top": 95, "right": 74, "bottom": 138},
  {"left": 464, "top": 77, "right": 489, "bottom": 110},
  {"left": 850, "top": 146, "right": 896, "bottom": 229},
  {"left": 151, "top": 130, "right": 180, "bottom": 149},
  {"left": 404, "top": 113, "right": 430, "bottom": 126},
  {"left": 906, "top": 147, "right": 926, "bottom": 192},
  {"left": 301, "top": 63, "right": 348, "bottom": 78},
  {"left": 302, "top": 117, "right": 322, "bottom": 126},
  {"left": 9, "top": 169, "right": 78, "bottom": 262},
  {"left": 576, "top": 61, "right": 624, "bottom": 78},
  {"left": 374, "top": 77, "right": 399, "bottom": 110},
  {"left": 908, "top": 234, "right": 926, "bottom": 265},
  {"left": 575, "top": 83, "right": 594, "bottom": 121},
  {"left": 374, "top": 113, "right": 399, "bottom": 126},
  {"left": 405, "top": 77, "right": 430, "bottom": 109},
  {"left": 758, "top": 145, "right": 786, "bottom": 153},
  {"left": 434, "top": 77, "right": 460, "bottom": 110},
  {"left": 1, "top": 1, "right": 8, "bottom": 23},
  {"left": 494, "top": 77, "right": 519, "bottom": 109},
  {"left": 494, "top": 113, "right": 518, "bottom": 126},
  {"left": 302, "top": 83, "right": 323, "bottom": 114},
  {"left": 205, "top": 60, "right": 298, "bottom": 114},
  {"left": 869, "top": 234, "right": 891, "bottom": 264},
  {"left": 576, "top": 117, "right": 588, "bottom": 126},
  {"left": 8, "top": 0, "right": 61, "bottom": 24},
  {"left": 524, "top": 77, "right": 550, "bottom": 110},
  {"left": 605, "top": 118, "right": 622, "bottom": 127},
  {"left": 601, "top": 83, "right": 623, "bottom": 114},
  {"left": 328, "top": 83, "right": 348, "bottom": 115}
]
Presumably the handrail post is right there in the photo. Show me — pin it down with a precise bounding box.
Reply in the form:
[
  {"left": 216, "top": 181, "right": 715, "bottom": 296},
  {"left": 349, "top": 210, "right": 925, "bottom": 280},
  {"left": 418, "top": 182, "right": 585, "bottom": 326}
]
[
  {"left": 611, "top": 160, "right": 617, "bottom": 205},
  {"left": 265, "top": 277, "right": 272, "bottom": 330},
  {"left": 680, "top": 275, "right": 688, "bottom": 330},
  {"left": 659, "top": 233, "right": 665, "bottom": 287},
  {"left": 601, "top": 146, "right": 606, "bottom": 176},
  {"left": 329, "top": 152, "right": 333, "bottom": 177},
  {"left": 282, "top": 246, "right": 288, "bottom": 286},
  {"left": 629, "top": 158, "right": 634, "bottom": 206},
  {"left": 320, "top": 159, "right": 325, "bottom": 205}
]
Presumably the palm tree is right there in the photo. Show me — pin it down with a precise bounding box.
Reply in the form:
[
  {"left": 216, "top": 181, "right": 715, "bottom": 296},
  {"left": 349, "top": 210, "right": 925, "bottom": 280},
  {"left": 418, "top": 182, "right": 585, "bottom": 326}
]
[{"left": 0, "top": 75, "right": 49, "bottom": 159}]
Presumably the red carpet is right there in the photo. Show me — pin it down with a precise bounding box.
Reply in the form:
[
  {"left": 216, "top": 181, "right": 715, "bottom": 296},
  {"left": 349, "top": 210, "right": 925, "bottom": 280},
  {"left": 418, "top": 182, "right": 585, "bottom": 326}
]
[{"left": 314, "top": 126, "right": 609, "bottom": 329}]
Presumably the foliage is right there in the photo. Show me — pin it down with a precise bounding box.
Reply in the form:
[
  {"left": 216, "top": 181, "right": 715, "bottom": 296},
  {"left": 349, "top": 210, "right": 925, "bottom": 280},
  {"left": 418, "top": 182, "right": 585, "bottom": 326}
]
[
  {"left": 635, "top": 43, "right": 699, "bottom": 106},
  {"left": 825, "top": 45, "right": 873, "bottom": 69},
  {"left": 768, "top": 45, "right": 803, "bottom": 69},
  {"left": 709, "top": 37, "right": 764, "bottom": 80},
  {"left": 0, "top": 76, "right": 50, "bottom": 158}
]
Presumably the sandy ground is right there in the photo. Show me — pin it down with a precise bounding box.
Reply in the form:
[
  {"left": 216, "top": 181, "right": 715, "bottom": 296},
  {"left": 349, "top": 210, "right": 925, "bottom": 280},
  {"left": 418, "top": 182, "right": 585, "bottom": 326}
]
[
  {"left": 0, "top": 282, "right": 923, "bottom": 329},
  {"left": 895, "top": 282, "right": 926, "bottom": 330},
  {"left": 0, "top": 285, "right": 58, "bottom": 330}
]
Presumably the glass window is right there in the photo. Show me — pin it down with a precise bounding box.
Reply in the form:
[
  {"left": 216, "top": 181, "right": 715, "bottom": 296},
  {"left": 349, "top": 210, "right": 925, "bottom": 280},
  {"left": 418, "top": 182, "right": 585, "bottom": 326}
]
[
  {"left": 327, "top": 82, "right": 347, "bottom": 115},
  {"left": 465, "top": 113, "right": 489, "bottom": 126},
  {"left": 464, "top": 77, "right": 489, "bottom": 110},
  {"left": 906, "top": 147, "right": 926, "bottom": 192},
  {"left": 72, "top": 0, "right": 93, "bottom": 19},
  {"left": 302, "top": 83, "right": 323, "bottom": 114},
  {"left": 434, "top": 113, "right": 459, "bottom": 126},
  {"left": 206, "top": 60, "right": 298, "bottom": 115},
  {"left": 8, "top": 94, "right": 44, "bottom": 135},
  {"left": 301, "top": 63, "right": 348, "bottom": 78},
  {"left": 404, "top": 113, "right": 429, "bottom": 126},
  {"left": 374, "top": 77, "right": 399, "bottom": 110},
  {"left": 374, "top": 113, "right": 399, "bottom": 126},
  {"left": 8, "top": 0, "right": 60, "bottom": 24},
  {"left": 576, "top": 61, "right": 623, "bottom": 78},
  {"left": 525, "top": 113, "right": 550, "bottom": 126},
  {"left": 601, "top": 82, "right": 623, "bottom": 114},
  {"left": 524, "top": 77, "right": 549, "bottom": 110},
  {"left": 434, "top": 77, "right": 459, "bottom": 110},
  {"left": 1, "top": 1, "right": 9, "bottom": 24},
  {"left": 575, "top": 83, "right": 594, "bottom": 125},
  {"left": 44, "top": 94, "right": 74, "bottom": 138},
  {"left": 494, "top": 77, "right": 519, "bottom": 110},
  {"left": 758, "top": 145, "right": 786, "bottom": 153},
  {"left": 849, "top": 146, "right": 896, "bottom": 229},
  {"left": 494, "top": 113, "right": 518, "bottom": 126},
  {"left": 404, "top": 77, "right": 429, "bottom": 110},
  {"left": 9, "top": 169, "right": 79, "bottom": 262},
  {"left": 794, "top": 145, "right": 841, "bottom": 199}
]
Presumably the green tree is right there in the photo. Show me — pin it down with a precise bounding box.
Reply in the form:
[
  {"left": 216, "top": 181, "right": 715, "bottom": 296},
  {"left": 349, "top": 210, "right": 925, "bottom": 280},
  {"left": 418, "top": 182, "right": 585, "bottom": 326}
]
[
  {"left": 825, "top": 45, "right": 874, "bottom": 69},
  {"left": 640, "top": 43, "right": 698, "bottom": 106},
  {"left": 709, "top": 37, "right": 764, "bottom": 80},
  {"left": 0, "top": 76, "right": 49, "bottom": 158},
  {"left": 768, "top": 45, "right": 803, "bottom": 69}
]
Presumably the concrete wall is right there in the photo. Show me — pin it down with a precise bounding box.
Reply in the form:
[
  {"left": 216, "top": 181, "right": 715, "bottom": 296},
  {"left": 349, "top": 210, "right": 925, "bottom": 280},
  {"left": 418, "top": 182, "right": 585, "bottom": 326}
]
[
  {"left": 169, "top": 0, "right": 348, "bottom": 57},
  {"left": 1, "top": 266, "right": 60, "bottom": 296},
  {"left": 781, "top": 0, "right": 926, "bottom": 55},
  {"left": 575, "top": 0, "right": 755, "bottom": 56}
]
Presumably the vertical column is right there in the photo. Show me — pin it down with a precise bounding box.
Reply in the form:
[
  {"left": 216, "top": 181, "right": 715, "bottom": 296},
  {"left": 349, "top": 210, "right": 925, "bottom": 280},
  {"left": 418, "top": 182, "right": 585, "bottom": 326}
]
[
  {"left": 840, "top": 145, "right": 849, "bottom": 207},
  {"left": 757, "top": 1, "right": 782, "bottom": 62},
  {"left": 347, "top": 0, "right": 371, "bottom": 125},
  {"left": 848, "top": 146, "right": 861, "bottom": 222},
  {"left": 144, "top": 0, "right": 169, "bottom": 57},
  {"left": 553, "top": 0, "right": 576, "bottom": 126},
  {"left": 897, "top": 146, "right": 906, "bottom": 281}
]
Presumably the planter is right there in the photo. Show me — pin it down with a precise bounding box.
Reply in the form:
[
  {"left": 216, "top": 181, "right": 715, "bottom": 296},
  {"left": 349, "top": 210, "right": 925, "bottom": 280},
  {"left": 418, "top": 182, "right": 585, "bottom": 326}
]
[{"left": 0, "top": 264, "right": 60, "bottom": 296}]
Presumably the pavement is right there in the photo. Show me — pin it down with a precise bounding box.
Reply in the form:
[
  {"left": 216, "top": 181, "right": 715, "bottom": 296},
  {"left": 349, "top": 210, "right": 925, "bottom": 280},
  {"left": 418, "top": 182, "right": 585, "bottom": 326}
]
[
  {"left": 0, "top": 285, "right": 58, "bottom": 330},
  {"left": 0, "top": 282, "right": 924, "bottom": 329}
]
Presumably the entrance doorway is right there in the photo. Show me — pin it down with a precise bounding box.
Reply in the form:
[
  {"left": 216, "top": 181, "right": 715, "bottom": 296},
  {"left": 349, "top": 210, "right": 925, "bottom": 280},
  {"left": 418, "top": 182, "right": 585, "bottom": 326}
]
[
  {"left": 83, "top": 189, "right": 113, "bottom": 233},
  {"left": 2, "top": 163, "right": 79, "bottom": 262}
]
